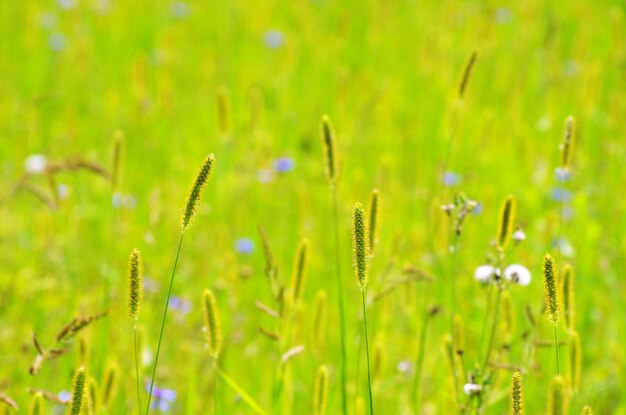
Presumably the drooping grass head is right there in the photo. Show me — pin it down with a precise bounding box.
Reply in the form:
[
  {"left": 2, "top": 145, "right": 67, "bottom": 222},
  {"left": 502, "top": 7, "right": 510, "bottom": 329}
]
[
  {"left": 320, "top": 115, "right": 338, "bottom": 183},
  {"left": 202, "top": 289, "right": 222, "bottom": 359},
  {"left": 560, "top": 116, "right": 575, "bottom": 171},
  {"left": 368, "top": 189, "right": 380, "bottom": 254},
  {"left": 127, "top": 248, "right": 143, "bottom": 320},
  {"left": 101, "top": 362, "right": 119, "bottom": 407},
  {"left": 543, "top": 253, "right": 560, "bottom": 323},
  {"left": 313, "top": 365, "right": 329, "bottom": 415},
  {"left": 352, "top": 202, "right": 370, "bottom": 289},
  {"left": 182, "top": 154, "right": 215, "bottom": 230},
  {"left": 496, "top": 194, "right": 516, "bottom": 251},
  {"left": 458, "top": 50, "right": 478, "bottom": 99},
  {"left": 290, "top": 238, "right": 309, "bottom": 304}
]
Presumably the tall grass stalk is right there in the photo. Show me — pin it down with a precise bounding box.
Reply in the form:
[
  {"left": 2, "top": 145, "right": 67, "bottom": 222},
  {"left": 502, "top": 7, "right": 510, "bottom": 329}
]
[
  {"left": 128, "top": 248, "right": 144, "bottom": 415},
  {"left": 145, "top": 232, "right": 185, "bottom": 415},
  {"left": 146, "top": 154, "right": 214, "bottom": 414},
  {"left": 361, "top": 288, "right": 374, "bottom": 415},
  {"left": 353, "top": 202, "right": 373, "bottom": 415},
  {"left": 321, "top": 115, "right": 348, "bottom": 415},
  {"left": 411, "top": 295, "right": 433, "bottom": 411}
]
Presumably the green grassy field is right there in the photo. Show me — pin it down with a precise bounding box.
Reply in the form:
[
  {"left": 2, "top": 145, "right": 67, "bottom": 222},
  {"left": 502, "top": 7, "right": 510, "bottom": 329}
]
[{"left": 1, "top": 0, "right": 625, "bottom": 414}]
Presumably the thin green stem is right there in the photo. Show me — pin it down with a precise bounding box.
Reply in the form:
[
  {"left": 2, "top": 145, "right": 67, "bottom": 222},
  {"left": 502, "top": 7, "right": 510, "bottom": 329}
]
[
  {"left": 216, "top": 366, "right": 267, "bottom": 415},
  {"left": 331, "top": 184, "right": 349, "bottom": 415},
  {"left": 448, "top": 231, "right": 461, "bottom": 406},
  {"left": 481, "top": 287, "right": 502, "bottom": 373},
  {"left": 361, "top": 288, "right": 374, "bottom": 415},
  {"left": 476, "top": 284, "right": 494, "bottom": 365},
  {"left": 133, "top": 320, "right": 142, "bottom": 415},
  {"left": 145, "top": 231, "right": 185, "bottom": 415},
  {"left": 213, "top": 358, "right": 218, "bottom": 414},
  {"left": 554, "top": 324, "right": 561, "bottom": 375}
]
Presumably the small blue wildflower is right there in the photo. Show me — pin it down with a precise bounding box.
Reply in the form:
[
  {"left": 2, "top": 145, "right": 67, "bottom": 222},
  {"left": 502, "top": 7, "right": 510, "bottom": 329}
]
[
  {"left": 471, "top": 202, "right": 483, "bottom": 215},
  {"left": 551, "top": 188, "right": 572, "bottom": 203},
  {"left": 273, "top": 157, "right": 295, "bottom": 173},
  {"left": 554, "top": 167, "right": 571, "bottom": 182},
  {"left": 145, "top": 384, "right": 176, "bottom": 412},
  {"left": 169, "top": 296, "right": 192, "bottom": 315},
  {"left": 48, "top": 33, "right": 66, "bottom": 52},
  {"left": 442, "top": 171, "right": 460, "bottom": 187},
  {"left": 58, "top": 390, "right": 71, "bottom": 403},
  {"left": 263, "top": 30, "right": 285, "bottom": 49},
  {"left": 235, "top": 237, "right": 254, "bottom": 255}
]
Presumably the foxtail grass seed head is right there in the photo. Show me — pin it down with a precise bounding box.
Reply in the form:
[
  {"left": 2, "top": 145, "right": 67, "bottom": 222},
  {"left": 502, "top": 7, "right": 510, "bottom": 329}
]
[
  {"left": 352, "top": 202, "right": 370, "bottom": 289},
  {"left": 290, "top": 239, "right": 309, "bottom": 304},
  {"left": 202, "top": 289, "right": 222, "bottom": 358},
  {"left": 496, "top": 195, "right": 516, "bottom": 251},
  {"left": 87, "top": 377, "right": 98, "bottom": 415},
  {"left": 560, "top": 116, "right": 575, "bottom": 170},
  {"left": 182, "top": 154, "right": 215, "bottom": 229},
  {"left": 547, "top": 375, "right": 568, "bottom": 415},
  {"left": 458, "top": 50, "right": 478, "bottom": 99},
  {"left": 101, "top": 363, "right": 118, "bottom": 407},
  {"left": 581, "top": 405, "right": 593, "bottom": 414},
  {"left": 320, "top": 115, "right": 338, "bottom": 183},
  {"left": 501, "top": 290, "right": 515, "bottom": 343},
  {"left": 562, "top": 264, "right": 575, "bottom": 331},
  {"left": 570, "top": 331, "right": 581, "bottom": 393},
  {"left": 312, "top": 290, "right": 327, "bottom": 349},
  {"left": 127, "top": 249, "right": 143, "bottom": 319},
  {"left": 110, "top": 130, "right": 124, "bottom": 191},
  {"left": 216, "top": 86, "right": 230, "bottom": 135},
  {"left": 368, "top": 189, "right": 380, "bottom": 254},
  {"left": 313, "top": 365, "right": 329, "bottom": 415},
  {"left": 543, "top": 253, "right": 560, "bottom": 323},
  {"left": 68, "top": 367, "right": 87, "bottom": 415},
  {"left": 29, "top": 392, "right": 44, "bottom": 415},
  {"left": 510, "top": 370, "right": 524, "bottom": 415}
]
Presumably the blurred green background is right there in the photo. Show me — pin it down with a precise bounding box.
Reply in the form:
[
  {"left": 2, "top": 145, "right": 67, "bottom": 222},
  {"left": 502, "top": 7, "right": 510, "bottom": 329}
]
[{"left": 1, "top": 0, "right": 625, "bottom": 413}]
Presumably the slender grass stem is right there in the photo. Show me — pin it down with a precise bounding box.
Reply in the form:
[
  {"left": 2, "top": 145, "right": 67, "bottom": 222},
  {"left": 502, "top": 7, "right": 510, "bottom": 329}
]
[
  {"left": 481, "top": 287, "right": 502, "bottom": 372},
  {"left": 216, "top": 366, "right": 267, "bottom": 415},
  {"left": 476, "top": 284, "right": 494, "bottom": 365},
  {"left": 554, "top": 324, "right": 561, "bottom": 375},
  {"left": 331, "top": 184, "right": 349, "bottom": 415},
  {"left": 213, "top": 358, "right": 218, "bottom": 414},
  {"left": 448, "top": 231, "right": 461, "bottom": 406},
  {"left": 361, "top": 288, "right": 374, "bottom": 415},
  {"left": 145, "top": 231, "right": 185, "bottom": 415},
  {"left": 133, "top": 320, "right": 142, "bottom": 415}
]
